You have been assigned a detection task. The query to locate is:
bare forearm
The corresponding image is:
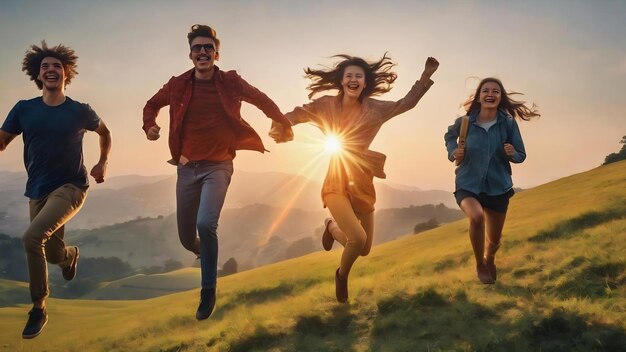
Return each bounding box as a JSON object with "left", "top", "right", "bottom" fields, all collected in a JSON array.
[
  {"left": 98, "top": 131, "right": 112, "bottom": 163},
  {"left": 0, "top": 130, "right": 18, "bottom": 152},
  {"left": 94, "top": 121, "right": 111, "bottom": 164}
]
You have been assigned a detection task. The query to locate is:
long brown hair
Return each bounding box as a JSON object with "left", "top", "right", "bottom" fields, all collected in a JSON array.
[
  {"left": 304, "top": 53, "right": 398, "bottom": 101},
  {"left": 22, "top": 41, "right": 78, "bottom": 90},
  {"left": 463, "top": 77, "right": 540, "bottom": 121}
]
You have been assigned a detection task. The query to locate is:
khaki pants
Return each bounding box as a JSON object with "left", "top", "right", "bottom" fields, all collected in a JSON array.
[
  {"left": 23, "top": 184, "right": 87, "bottom": 302},
  {"left": 323, "top": 193, "right": 374, "bottom": 277}
]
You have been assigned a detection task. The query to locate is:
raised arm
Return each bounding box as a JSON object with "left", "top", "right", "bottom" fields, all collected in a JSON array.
[
  {"left": 0, "top": 129, "right": 18, "bottom": 152},
  {"left": 89, "top": 120, "right": 112, "bottom": 183},
  {"left": 379, "top": 57, "right": 439, "bottom": 121}
]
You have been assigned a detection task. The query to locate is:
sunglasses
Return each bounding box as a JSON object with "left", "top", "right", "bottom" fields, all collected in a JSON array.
[{"left": 190, "top": 44, "right": 216, "bottom": 53}]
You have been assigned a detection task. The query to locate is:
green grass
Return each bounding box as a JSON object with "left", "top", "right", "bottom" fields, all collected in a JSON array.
[
  {"left": 82, "top": 268, "right": 201, "bottom": 300},
  {"left": 1, "top": 161, "right": 625, "bottom": 351},
  {"left": 0, "top": 279, "right": 30, "bottom": 307}
]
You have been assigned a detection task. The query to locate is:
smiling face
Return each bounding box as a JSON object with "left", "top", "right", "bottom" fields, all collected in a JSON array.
[
  {"left": 478, "top": 81, "right": 502, "bottom": 109},
  {"left": 37, "top": 57, "right": 65, "bottom": 92},
  {"left": 341, "top": 65, "right": 366, "bottom": 100},
  {"left": 189, "top": 36, "right": 219, "bottom": 76}
]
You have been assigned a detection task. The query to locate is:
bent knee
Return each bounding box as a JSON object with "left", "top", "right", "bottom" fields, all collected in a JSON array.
[
  {"left": 360, "top": 246, "right": 371, "bottom": 257},
  {"left": 196, "top": 220, "right": 218, "bottom": 239},
  {"left": 22, "top": 231, "right": 43, "bottom": 251},
  {"left": 46, "top": 250, "right": 65, "bottom": 265},
  {"left": 348, "top": 235, "right": 367, "bottom": 252}
]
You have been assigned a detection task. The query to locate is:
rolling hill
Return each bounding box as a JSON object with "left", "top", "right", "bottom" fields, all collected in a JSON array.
[
  {"left": 0, "top": 170, "right": 455, "bottom": 235},
  {"left": 0, "top": 161, "right": 624, "bottom": 351}
]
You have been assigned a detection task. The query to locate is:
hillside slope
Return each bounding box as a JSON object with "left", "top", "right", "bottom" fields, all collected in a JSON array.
[{"left": 1, "top": 161, "right": 625, "bottom": 351}]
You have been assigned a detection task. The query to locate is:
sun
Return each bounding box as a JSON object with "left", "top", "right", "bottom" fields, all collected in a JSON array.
[{"left": 324, "top": 135, "right": 342, "bottom": 154}]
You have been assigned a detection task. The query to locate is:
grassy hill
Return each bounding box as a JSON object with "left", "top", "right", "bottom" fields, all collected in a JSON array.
[
  {"left": 82, "top": 268, "right": 201, "bottom": 300},
  {"left": 0, "top": 161, "right": 625, "bottom": 351}
]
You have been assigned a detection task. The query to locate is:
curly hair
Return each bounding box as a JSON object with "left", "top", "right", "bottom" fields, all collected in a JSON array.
[
  {"left": 22, "top": 41, "right": 78, "bottom": 90},
  {"left": 463, "top": 77, "right": 540, "bottom": 121},
  {"left": 304, "top": 53, "right": 398, "bottom": 101}
]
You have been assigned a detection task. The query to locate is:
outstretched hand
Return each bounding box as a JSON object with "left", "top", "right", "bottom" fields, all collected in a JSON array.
[
  {"left": 269, "top": 122, "right": 294, "bottom": 143},
  {"left": 422, "top": 57, "right": 439, "bottom": 79}
]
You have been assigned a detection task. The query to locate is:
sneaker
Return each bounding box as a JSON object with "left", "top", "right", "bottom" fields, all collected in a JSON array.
[
  {"left": 62, "top": 246, "right": 79, "bottom": 281},
  {"left": 322, "top": 218, "right": 335, "bottom": 251},
  {"left": 22, "top": 308, "right": 48, "bottom": 339},
  {"left": 196, "top": 288, "right": 216, "bottom": 320}
]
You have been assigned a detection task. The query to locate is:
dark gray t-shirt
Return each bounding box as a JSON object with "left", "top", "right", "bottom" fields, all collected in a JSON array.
[{"left": 1, "top": 97, "right": 100, "bottom": 199}]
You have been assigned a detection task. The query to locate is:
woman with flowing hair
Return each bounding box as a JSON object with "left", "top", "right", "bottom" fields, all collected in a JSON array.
[
  {"left": 270, "top": 54, "right": 439, "bottom": 302},
  {"left": 444, "top": 77, "right": 539, "bottom": 284}
]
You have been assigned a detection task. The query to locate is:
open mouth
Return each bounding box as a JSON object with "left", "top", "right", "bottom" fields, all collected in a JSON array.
[
  {"left": 44, "top": 74, "right": 59, "bottom": 83},
  {"left": 347, "top": 83, "right": 360, "bottom": 91},
  {"left": 197, "top": 55, "right": 211, "bottom": 62},
  {"left": 483, "top": 98, "right": 496, "bottom": 103}
]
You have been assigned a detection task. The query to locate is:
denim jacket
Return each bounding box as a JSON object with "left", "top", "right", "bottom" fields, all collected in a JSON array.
[{"left": 444, "top": 110, "right": 526, "bottom": 195}]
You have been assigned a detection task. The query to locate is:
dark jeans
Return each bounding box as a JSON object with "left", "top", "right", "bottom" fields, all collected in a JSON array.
[{"left": 176, "top": 160, "right": 233, "bottom": 289}]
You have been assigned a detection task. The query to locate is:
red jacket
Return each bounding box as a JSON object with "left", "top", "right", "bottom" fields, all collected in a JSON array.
[{"left": 142, "top": 67, "right": 290, "bottom": 164}]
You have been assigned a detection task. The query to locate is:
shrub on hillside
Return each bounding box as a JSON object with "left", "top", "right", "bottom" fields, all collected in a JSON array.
[
  {"left": 413, "top": 218, "right": 439, "bottom": 234},
  {"left": 602, "top": 135, "right": 626, "bottom": 165},
  {"left": 219, "top": 257, "right": 238, "bottom": 276}
]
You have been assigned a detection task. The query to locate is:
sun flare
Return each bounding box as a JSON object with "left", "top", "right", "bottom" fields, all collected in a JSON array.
[{"left": 324, "top": 135, "right": 342, "bottom": 154}]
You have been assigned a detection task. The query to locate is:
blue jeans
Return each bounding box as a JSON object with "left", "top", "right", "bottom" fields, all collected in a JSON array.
[{"left": 176, "top": 160, "right": 233, "bottom": 289}]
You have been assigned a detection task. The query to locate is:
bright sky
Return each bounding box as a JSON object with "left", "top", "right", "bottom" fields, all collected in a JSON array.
[{"left": 1, "top": 0, "right": 625, "bottom": 192}]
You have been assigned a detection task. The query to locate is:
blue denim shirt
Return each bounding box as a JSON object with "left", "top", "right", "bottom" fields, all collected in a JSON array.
[{"left": 444, "top": 110, "right": 526, "bottom": 195}]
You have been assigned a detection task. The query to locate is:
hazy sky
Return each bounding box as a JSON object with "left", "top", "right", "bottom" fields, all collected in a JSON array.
[{"left": 1, "top": 0, "right": 625, "bottom": 192}]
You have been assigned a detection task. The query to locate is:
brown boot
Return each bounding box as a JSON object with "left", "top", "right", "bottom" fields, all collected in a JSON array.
[
  {"left": 484, "top": 241, "right": 501, "bottom": 282},
  {"left": 335, "top": 268, "right": 348, "bottom": 303},
  {"left": 322, "top": 218, "right": 334, "bottom": 251}
]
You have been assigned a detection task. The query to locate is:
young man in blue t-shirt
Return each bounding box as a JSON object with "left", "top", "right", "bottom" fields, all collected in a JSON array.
[{"left": 0, "top": 41, "right": 112, "bottom": 339}]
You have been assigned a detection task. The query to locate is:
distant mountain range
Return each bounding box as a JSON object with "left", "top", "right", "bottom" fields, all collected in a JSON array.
[
  {"left": 0, "top": 170, "right": 455, "bottom": 235},
  {"left": 63, "top": 202, "right": 462, "bottom": 272}
]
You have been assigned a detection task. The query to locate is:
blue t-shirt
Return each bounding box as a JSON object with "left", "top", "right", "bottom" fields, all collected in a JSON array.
[{"left": 1, "top": 97, "right": 101, "bottom": 199}]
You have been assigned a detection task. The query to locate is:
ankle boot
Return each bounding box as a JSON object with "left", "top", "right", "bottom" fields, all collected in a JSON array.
[
  {"left": 322, "top": 218, "right": 335, "bottom": 251},
  {"left": 335, "top": 268, "right": 348, "bottom": 303}
]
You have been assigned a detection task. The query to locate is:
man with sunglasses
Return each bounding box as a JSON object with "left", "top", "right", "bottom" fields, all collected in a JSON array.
[{"left": 142, "top": 24, "right": 293, "bottom": 320}]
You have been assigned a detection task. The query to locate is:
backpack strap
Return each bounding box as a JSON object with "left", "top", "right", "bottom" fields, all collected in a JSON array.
[
  {"left": 455, "top": 115, "right": 469, "bottom": 166},
  {"left": 458, "top": 115, "right": 469, "bottom": 147}
]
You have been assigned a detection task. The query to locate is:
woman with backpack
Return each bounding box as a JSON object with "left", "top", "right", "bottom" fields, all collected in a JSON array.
[{"left": 444, "top": 77, "right": 539, "bottom": 284}]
